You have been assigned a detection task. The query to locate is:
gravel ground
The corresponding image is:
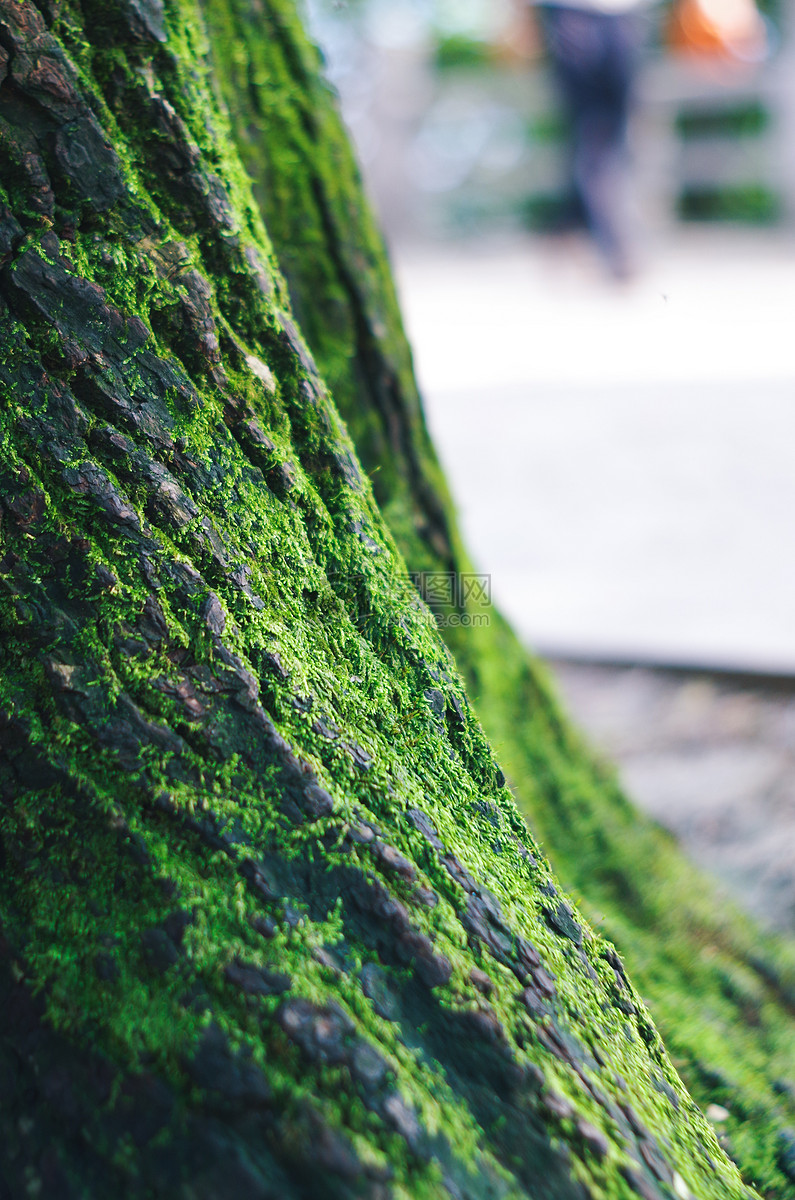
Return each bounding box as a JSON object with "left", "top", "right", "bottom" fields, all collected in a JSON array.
[{"left": 547, "top": 659, "right": 795, "bottom": 935}]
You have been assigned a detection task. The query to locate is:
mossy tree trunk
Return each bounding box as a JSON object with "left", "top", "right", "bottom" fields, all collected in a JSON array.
[
  {"left": 0, "top": 2, "right": 791, "bottom": 1198},
  {"left": 212, "top": 6, "right": 795, "bottom": 1195}
]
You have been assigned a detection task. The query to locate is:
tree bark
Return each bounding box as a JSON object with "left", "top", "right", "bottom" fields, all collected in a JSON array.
[
  {"left": 207, "top": 4, "right": 795, "bottom": 1196},
  {"left": 0, "top": 2, "right": 791, "bottom": 1198}
]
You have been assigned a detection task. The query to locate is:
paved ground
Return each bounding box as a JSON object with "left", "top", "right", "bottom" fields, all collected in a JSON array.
[
  {"left": 393, "top": 228, "right": 795, "bottom": 932},
  {"left": 394, "top": 228, "right": 795, "bottom": 672},
  {"left": 549, "top": 659, "right": 795, "bottom": 935}
]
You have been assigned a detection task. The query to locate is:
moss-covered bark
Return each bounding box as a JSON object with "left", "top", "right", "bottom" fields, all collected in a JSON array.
[
  {"left": 0, "top": 1, "right": 791, "bottom": 1197},
  {"left": 201, "top": 5, "right": 795, "bottom": 1197}
]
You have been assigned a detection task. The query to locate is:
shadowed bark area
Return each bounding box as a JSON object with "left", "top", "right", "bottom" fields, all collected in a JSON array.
[{"left": 0, "top": 1, "right": 790, "bottom": 1198}]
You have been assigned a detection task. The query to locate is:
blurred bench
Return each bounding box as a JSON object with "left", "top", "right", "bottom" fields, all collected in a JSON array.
[
  {"left": 403, "top": 43, "right": 795, "bottom": 236},
  {"left": 635, "top": 50, "right": 795, "bottom": 227}
]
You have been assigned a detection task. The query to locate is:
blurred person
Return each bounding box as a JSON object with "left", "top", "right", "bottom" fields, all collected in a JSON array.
[{"left": 528, "top": 0, "right": 650, "bottom": 278}]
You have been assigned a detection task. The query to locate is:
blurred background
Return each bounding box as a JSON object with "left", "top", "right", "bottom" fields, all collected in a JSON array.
[{"left": 304, "top": 0, "right": 795, "bottom": 933}]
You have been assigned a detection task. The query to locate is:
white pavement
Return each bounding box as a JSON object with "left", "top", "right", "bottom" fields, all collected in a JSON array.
[{"left": 393, "top": 230, "right": 795, "bottom": 673}]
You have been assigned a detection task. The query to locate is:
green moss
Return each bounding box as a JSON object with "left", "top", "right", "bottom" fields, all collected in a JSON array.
[
  {"left": 0, "top": 0, "right": 791, "bottom": 1195},
  {"left": 195, "top": 3, "right": 795, "bottom": 1196}
]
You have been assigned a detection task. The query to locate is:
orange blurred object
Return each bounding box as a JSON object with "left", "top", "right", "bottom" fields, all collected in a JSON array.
[{"left": 668, "top": 0, "right": 768, "bottom": 63}]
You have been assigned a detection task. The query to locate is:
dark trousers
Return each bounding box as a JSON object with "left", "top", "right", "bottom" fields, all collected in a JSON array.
[{"left": 539, "top": 5, "right": 643, "bottom": 270}]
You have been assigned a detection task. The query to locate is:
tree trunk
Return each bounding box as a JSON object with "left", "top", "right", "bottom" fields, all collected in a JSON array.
[
  {"left": 207, "top": 3, "right": 795, "bottom": 1195},
  {"left": 0, "top": 2, "right": 790, "bottom": 1198}
]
